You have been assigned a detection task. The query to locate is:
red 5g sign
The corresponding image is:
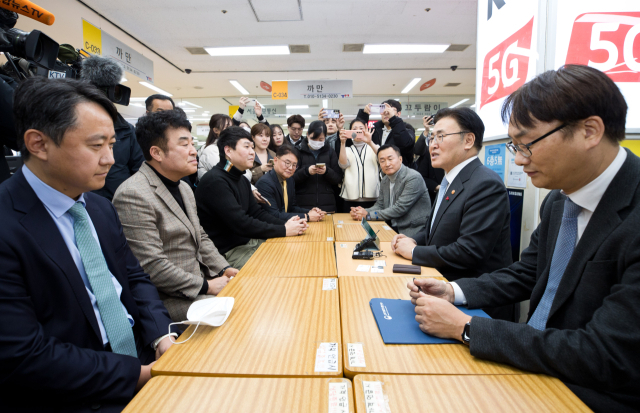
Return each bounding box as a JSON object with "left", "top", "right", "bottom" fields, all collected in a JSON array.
[
  {"left": 480, "top": 18, "right": 534, "bottom": 109},
  {"left": 565, "top": 12, "right": 640, "bottom": 82}
]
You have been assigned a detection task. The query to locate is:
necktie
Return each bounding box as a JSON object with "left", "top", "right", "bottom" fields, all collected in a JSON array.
[
  {"left": 67, "top": 203, "right": 138, "bottom": 357},
  {"left": 430, "top": 176, "right": 449, "bottom": 230},
  {"left": 528, "top": 198, "right": 582, "bottom": 331},
  {"left": 282, "top": 180, "right": 289, "bottom": 212}
]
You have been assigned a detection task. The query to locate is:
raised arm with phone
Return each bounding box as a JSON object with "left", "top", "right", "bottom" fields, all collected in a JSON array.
[{"left": 232, "top": 97, "right": 270, "bottom": 127}]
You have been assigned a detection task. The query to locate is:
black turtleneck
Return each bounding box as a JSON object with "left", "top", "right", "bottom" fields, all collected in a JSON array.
[
  {"left": 147, "top": 163, "right": 187, "bottom": 215},
  {"left": 195, "top": 158, "right": 286, "bottom": 254}
]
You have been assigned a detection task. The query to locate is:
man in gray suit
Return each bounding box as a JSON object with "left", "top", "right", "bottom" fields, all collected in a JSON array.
[
  {"left": 113, "top": 109, "right": 238, "bottom": 322},
  {"left": 407, "top": 65, "right": 640, "bottom": 412},
  {"left": 392, "top": 107, "right": 514, "bottom": 321},
  {"left": 350, "top": 144, "right": 430, "bottom": 238}
]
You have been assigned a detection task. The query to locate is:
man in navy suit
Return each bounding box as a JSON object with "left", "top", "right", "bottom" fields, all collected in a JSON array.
[
  {"left": 407, "top": 65, "right": 640, "bottom": 412},
  {"left": 0, "top": 77, "right": 175, "bottom": 412}
]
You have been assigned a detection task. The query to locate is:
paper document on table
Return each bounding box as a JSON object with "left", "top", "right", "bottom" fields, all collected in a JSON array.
[
  {"left": 314, "top": 342, "right": 339, "bottom": 372},
  {"left": 363, "top": 381, "right": 389, "bottom": 413},
  {"left": 382, "top": 225, "right": 392, "bottom": 230},
  {"left": 356, "top": 265, "right": 370, "bottom": 272},
  {"left": 347, "top": 343, "right": 366, "bottom": 367},
  {"left": 328, "top": 382, "right": 349, "bottom": 413},
  {"left": 371, "top": 266, "right": 384, "bottom": 273},
  {"left": 374, "top": 260, "right": 386, "bottom": 267},
  {"left": 323, "top": 278, "right": 337, "bottom": 290}
]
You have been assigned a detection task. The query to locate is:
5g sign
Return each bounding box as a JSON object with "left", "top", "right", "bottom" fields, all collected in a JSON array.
[
  {"left": 565, "top": 12, "right": 640, "bottom": 82},
  {"left": 480, "top": 18, "right": 534, "bottom": 108}
]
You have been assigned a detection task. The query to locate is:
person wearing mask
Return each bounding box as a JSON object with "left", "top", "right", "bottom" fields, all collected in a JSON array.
[
  {"left": 0, "top": 77, "right": 174, "bottom": 412},
  {"left": 413, "top": 115, "right": 445, "bottom": 204},
  {"left": 351, "top": 145, "right": 430, "bottom": 238},
  {"left": 392, "top": 107, "right": 515, "bottom": 321},
  {"left": 286, "top": 114, "right": 306, "bottom": 147},
  {"left": 248, "top": 123, "right": 276, "bottom": 184},
  {"left": 196, "top": 127, "right": 308, "bottom": 268},
  {"left": 113, "top": 109, "right": 238, "bottom": 322},
  {"left": 293, "top": 120, "right": 343, "bottom": 212},
  {"left": 269, "top": 124, "right": 286, "bottom": 152},
  {"left": 357, "top": 100, "right": 415, "bottom": 166},
  {"left": 405, "top": 65, "right": 640, "bottom": 412},
  {"left": 232, "top": 97, "right": 269, "bottom": 127},
  {"left": 81, "top": 55, "right": 145, "bottom": 201},
  {"left": 256, "top": 145, "right": 326, "bottom": 222},
  {"left": 145, "top": 94, "right": 175, "bottom": 114},
  {"left": 338, "top": 119, "right": 380, "bottom": 211},
  {"left": 318, "top": 108, "right": 346, "bottom": 153}
]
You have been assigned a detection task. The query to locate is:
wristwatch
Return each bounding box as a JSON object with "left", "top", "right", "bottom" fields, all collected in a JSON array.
[{"left": 461, "top": 321, "right": 471, "bottom": 346}]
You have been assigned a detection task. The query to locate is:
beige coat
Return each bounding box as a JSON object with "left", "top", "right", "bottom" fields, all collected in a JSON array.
[{"left": 113, "top": 162, "right": 229, "bottom": 321}]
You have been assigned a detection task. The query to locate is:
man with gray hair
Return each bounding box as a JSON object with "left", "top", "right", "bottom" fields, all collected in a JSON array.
[{"left": 81, "top": 55, "right": 144, "bottom": 200}]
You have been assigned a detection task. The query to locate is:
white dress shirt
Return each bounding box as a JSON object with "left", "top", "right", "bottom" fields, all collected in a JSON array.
[
  {"left": 451, "top": 146, "right": 627, "bottom": 305},
  {"left": 381, "top": 127, "right": 392, "bottom": 146}
]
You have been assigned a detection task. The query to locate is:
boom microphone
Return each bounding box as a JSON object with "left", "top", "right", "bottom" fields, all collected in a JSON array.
[
  {"left": 0, "top": 0, "right": 55, "bottom": 25},
  {"left": 81, "top": 55, "right": 131, "bottom": 106}
]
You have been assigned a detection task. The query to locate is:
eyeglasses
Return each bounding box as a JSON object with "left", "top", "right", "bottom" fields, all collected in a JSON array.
[
  {"left": 427, "top": 131, "right": 470, "bottom": 146},
  {"left": 280, "top": 160, "right": 298, "bottom": 169},
  {"left": 506, "top": 124, "right": 566, "bottom": 158}
]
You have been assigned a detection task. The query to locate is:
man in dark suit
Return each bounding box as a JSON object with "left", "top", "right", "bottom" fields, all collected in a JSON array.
[
  {"left": 407, "top": 65, "right": 640, "bottom": 413},
  {"left": 0, "top": 77, "right": 175, "bottom": 413},
  {"left": 392, "top": 107, "right": 514, "bottom": 321},
  {"left": 356, "top": 100, "right": 415, "bottom": 166},
  {"left": 255, "top": 144, "right": 326, "bottom": 222}
]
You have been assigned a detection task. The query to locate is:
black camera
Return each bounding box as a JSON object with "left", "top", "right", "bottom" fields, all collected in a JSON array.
[{"left": 0, "top": 9, "right": 60, "bottom": 71}]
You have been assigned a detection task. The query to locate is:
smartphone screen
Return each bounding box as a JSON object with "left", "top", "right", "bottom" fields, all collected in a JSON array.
[{"left": 325, "top": 109, "right": 340, "bottom": 119}]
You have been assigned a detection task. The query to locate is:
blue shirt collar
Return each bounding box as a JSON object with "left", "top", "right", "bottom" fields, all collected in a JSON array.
[{"left": 22, "top": 164, "right": 87, "bottom": 218}]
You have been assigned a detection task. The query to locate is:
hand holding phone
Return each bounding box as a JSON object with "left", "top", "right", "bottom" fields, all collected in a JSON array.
[
  {"left": 369, "top": 104, "right": 385, "bottom": 114},
  {"left": 324, "top": 109, "right": 340, "bottom": 119}
]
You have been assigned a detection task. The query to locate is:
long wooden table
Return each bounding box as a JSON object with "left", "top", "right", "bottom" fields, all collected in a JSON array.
[
  {"left": 339, "top": 276, "right": 524, "bottom": 378},
  {"left": 334, "top": 222, "right": 397, "bottom": 242},
  {"left": 152, "top": 277, "right": 342, "bottom": 378},
  {"left": 237, "top": 241, "right": 337, "bottom": 278},
  {"left": 331, "top": 213, "right": 359, "bottom": 224},
  {"left": 125, "top": 376, "right": 355, "bottom": 413},
  {"left": 352, "top": 374, "right": 590, "bottom": 413},
  {"left": 266, "top": 219, "right": 335, "bottom": 243},
  {"left": 335, "top": 242, "right": 442, "bottom": 277}
]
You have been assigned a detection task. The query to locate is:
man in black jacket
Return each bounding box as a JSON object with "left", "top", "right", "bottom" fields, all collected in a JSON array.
[
  {"left": 286, "top": 114, "right": 306, "bottom": 147},
  {"left": 256, "top": 145, "right": 326, "bottom": 221},
  {"left": 407, "top": 65, "right": 640, "bottom": 413},
  {"left": 356, "top": 100, "right": 415, "bottom": 166},
  {"left": 196, "top": 127, "right": 308, "bottom": 268}
]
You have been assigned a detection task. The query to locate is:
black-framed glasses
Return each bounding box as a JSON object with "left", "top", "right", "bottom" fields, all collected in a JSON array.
[
  {"left": 428, "top": 131, "right": 470, "bottom": 146},
  {"left": 506, "top": 124, "right": 567, "bottom": 158}
]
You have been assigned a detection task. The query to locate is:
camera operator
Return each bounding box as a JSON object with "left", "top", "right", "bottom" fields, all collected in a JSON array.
[{"left": 81, "top": 55, "right": 144, "bottom": 200}]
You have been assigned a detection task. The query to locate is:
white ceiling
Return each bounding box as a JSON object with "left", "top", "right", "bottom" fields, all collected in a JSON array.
[{"left": 10, "top": 0, "right": 478, "bottom": 125}]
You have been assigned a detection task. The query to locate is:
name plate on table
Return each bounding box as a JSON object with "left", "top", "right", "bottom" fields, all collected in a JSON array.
[{"left": 370, "top": 298, "right": 490, "bottom": 344}]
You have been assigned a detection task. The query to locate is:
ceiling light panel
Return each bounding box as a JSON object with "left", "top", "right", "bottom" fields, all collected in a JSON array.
[
  {"left": 229, "top": 80, "right": 250, "bottom": 95},
  {"left": 401, "top": 78, "right": 421, "bottom": 94},
  {"left": 139, "top": 82, "right": 173, "bottom": 96},
  {"left": 205, "top": 46, "right": 289, "bottom": 56}
]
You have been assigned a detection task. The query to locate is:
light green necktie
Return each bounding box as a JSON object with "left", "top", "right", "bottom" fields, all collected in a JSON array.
[{"left": 68, "top": 203, "right": 137, "bottom": 357}]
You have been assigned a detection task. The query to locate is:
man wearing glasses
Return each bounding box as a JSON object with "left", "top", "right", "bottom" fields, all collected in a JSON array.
[
  {"left": 406, "top": 65, "right": 640, "bottom": 412},
  {"left": 255, "top": 145, "right": 326, "bottom": 221},
  {"left": 392, "top": 107, "right": 515, "bottom": 321}
]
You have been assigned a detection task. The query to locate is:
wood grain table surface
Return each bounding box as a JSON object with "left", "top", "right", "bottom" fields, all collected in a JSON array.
[
  {"left": 335, "top": 242, "right": 443, "bottom": 277},
  {"left": 124, "top": 376, "right": 355, "bottom": 413},
  {"left": 237, "top": 241, "right": 337, "bottom": 278},
  {"left": 266, "top": 219, "right": 335, "bottom": 243},
  {"left": 352, "top": 374, "right": 590, "bottom": 413},
  {"left": 152, "top": 277, "right": 342, "bottom": 378},
  {"left": 331, "top": 213, "right": 360, "bottom": 225},
  {"left": 334, "top": 222, "right": 397, "bottom": 242},
  {"left": 339, "top": 276, "right": 524, "bottom": 378}
]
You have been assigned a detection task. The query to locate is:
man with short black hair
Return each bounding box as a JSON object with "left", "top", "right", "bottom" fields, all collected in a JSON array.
[
  {"left": 256, "top": 145, "right": 326, "bottom": 221},
  {"left": 286, "top": 114, "right": 306, "bottom": 147},
  {"left": 392, "top": 106, "right": 515, "bottom": 320},
  {"left": 196, "top": 127, "right": 308, "bottom": 268},
  {"left": 407, "top": 65, "right": 640, "bottom": 412},
  {"left": 351, "top": 145, "right": 430, "bottom": 238},
  {"left": 356, "top": 99, "right": 415, "bottom": 165},
  {"left": 113, "top": 109, "right": 238, "bottom": 322},
  {"left": 145, "top": 94, "right": 175, "bottom": 113},
  {"left": 0, "top": 77, "right": 174, "bottom": 412}
]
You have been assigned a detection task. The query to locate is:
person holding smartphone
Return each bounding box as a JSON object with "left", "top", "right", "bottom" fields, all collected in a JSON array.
[
  {"left": 318, "top": 108, "right": 345, "bottom": 154},
  {"left": 248, "top": 123, "right": 276, "bottom": 184},
  {"left": 338, "top": 118, "right": 380, "bottom": 211},
  {"left": 232, "top": 97, "right": 270, "bottom": 128},
  {"left": 293, "top": 120, "right": 343, "bottom": 212}
]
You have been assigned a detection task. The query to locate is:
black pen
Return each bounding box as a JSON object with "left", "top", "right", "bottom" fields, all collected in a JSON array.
[{"left": 413, "top": 277, "right": 425, "bottom": 294}]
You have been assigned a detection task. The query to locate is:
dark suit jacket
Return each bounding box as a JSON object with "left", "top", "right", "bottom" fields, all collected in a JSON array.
[
  {"left": 255, "top": 169, "right": 308, "bottom": 220},
  {"left": 0, "top": 169, "right": 173, "bottom": 413},
  {"left": 412, "top": 158, "right": 512, "bottom": 282},
  {"left": 356, "top": 109, "right": 415, "bottom": 166},
  {"left": 457, "top": 149, "right": 640, "bottom": 412}
]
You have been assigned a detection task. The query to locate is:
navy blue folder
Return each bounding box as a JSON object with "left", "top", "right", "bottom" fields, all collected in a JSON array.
[{"left": 370, "top": 298, "right": 491, "bottom": 344}]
